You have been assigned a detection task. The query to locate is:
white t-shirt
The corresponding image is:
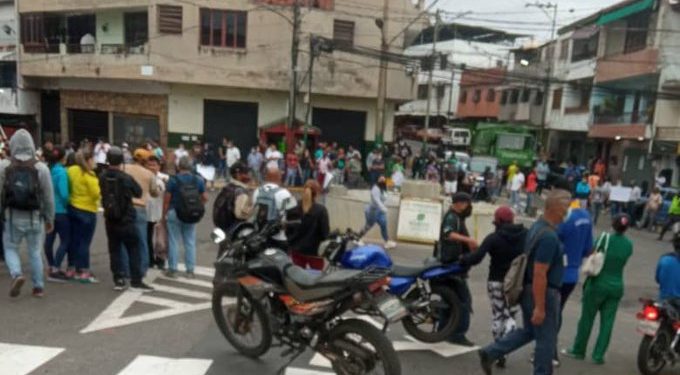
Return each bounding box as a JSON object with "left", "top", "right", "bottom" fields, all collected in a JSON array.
[
  {"left": 94, "top": 143, "right": 110, "bottom": 164},
  {"left": 174, "top": 148, "right": 189, "bottom": 166},
  {"left": 630, "top": 186, "right": 642, "bottom": 202},
  {"left": 511, "top": 172, "right": 525, "bottom": 192},
  {"left": 226, "top": 146, "right": 241, "bottom": 168},
  {"left": 266, "top": 150, "right": 282, "bottom": 170}
]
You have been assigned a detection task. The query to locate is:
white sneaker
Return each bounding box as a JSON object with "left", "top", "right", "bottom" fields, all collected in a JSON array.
[{"left": 384, "top": 241, "right": 397, "bottom": 250}]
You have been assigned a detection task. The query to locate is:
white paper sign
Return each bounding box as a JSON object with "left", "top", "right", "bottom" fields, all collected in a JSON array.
[
  {"left": 196, "top": 164, "right": 215, "bottom": 181},
  {"left": 609, "top": 186, "right": 632, "bottom": 202},
  {"left": 397, "top": 199, "right": 442, "bottom": 244}
]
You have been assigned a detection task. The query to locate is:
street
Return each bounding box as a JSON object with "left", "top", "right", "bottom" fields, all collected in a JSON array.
[{"left": 0, "top": 195, "right": 672, "bottom": 375}]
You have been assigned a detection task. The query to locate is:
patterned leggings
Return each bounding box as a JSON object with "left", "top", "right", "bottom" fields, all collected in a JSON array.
[{"left": 487, "top": 281, "right": 520, "bottom": 341}]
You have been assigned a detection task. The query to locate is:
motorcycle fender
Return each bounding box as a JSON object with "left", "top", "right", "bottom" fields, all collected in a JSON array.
[
  {"left": 389, "top": 276, "right": 415, "bottom": 296},
  {"left": 238, "top": 276, "right": 276, "bottom": 299}
]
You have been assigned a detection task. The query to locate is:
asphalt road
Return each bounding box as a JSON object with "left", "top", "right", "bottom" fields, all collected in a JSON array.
[{"left": 0, "top": 194, "right": 674, "bottom": 375}]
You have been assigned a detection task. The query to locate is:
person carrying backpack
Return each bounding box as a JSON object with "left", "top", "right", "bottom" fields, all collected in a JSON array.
[
  {"left": 479, "top": 189, "right": 571, "bottom": 375},
  {"left": 163, "top": 156, "right": 207, "bottom": 279},
  {"left": 0, "top": 129, "right": 55, "bottom": 298},
  {"left": 213, "top": 161, "right": 253, "bottom": 234},
  {"left": 100, "top": 147, "right": 153, "bottom": 292}
]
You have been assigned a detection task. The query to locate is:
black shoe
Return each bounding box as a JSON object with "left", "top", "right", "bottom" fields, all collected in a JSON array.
[
  {"left": 130, "top": 282, "right": 154, "bottom": 292},
  {"left": 479, "top": 351, "right": 493, "bottom": 375},
  {"left": 9, "top": 276, "right": 25, "bottom": 298},
  {"left": 496, "top": 356, "right": 506, "bottom": 368},
  {"left": 113, "top": 279, "right": 128, "bottom": 292},
  {"left": 452, "top": 337, "right": 475, "bottom": 347}
]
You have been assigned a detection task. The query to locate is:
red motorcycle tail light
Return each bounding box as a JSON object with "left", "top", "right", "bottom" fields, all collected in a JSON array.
[
  {"left": 640, "top": 306, "right": 659, "bottom": 321},
  {"left": 369, "top": 277, "right": 391, "bottom": 293}
]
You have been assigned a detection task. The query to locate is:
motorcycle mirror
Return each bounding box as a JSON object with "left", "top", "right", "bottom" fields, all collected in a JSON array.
[{"left": 211, "top": 228, "right": 227, "bottom": 244}]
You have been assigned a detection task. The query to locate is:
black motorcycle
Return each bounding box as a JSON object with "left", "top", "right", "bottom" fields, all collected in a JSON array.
[
  {"left": 636, "top": 298, "right": 680, "bottom": 375},
  {"left": 211, "top": 222, "right": 406, "bottom": 375}
]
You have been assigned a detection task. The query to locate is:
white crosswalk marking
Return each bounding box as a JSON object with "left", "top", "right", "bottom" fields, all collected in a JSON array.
[
  {"left": 81, "top": 265, "right": 232, "bottom": 334},
  {"left": 0, "top": 342, "right": 64, "bottom": 375},
  {"left": 284, "top": 368, "right": 334, "bottom": 375},
  {"left": 116, "top": 355, "right": 213, "bottom": 375}
]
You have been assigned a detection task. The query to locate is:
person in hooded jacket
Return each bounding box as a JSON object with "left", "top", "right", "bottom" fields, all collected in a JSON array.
[{"left": 461, "top": 206, "right": 527, "bottom": 367}]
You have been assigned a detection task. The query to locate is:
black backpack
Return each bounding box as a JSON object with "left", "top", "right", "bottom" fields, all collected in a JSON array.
[
  {"left": 175, "top": 175, "right": 205, "bottom": 224},
  {"left": 3, "top": 158, "right": 41, "bottom": 211},
  {"left": 213, "top": 183, "right": 246, "bottom": 231},
  {"left": 101, "top": 173, "right": 130, "bottom": 222}
]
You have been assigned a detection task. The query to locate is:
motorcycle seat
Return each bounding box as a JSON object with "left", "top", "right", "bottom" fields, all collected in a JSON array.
[
  {"left": 283, "top": 266, "right": 366, "bottom": 302},
  {"left": 391, "top": 257, "right": 441, "bottom": 277}
]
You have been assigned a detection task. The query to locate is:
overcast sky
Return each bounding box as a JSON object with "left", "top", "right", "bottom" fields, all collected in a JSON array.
[{"left": 435, "top": 0, "right": 623, "bottom": 41}]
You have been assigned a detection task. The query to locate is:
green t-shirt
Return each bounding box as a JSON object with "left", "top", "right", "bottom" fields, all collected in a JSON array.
[{"left": 589, "top": 233, "right": 633, "bottom": 295}]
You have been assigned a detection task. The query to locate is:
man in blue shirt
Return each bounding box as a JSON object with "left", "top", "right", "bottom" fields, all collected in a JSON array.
[
  {"left": 558, "top": 202, "right": 594, "bottom": 308},
  {"left": 656, "top": 233, "right": 680, "bottom": 300},
  {"left": 479, "top": 189, "right": 571, "bottom": 375}
]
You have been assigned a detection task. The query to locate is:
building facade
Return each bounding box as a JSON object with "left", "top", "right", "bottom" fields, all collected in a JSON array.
[{"left": 17, "top": 0, "right": 423, "bottom": 154}]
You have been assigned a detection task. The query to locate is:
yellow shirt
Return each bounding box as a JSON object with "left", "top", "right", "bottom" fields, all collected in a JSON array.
[
  {"left": 67, "top": 165, "right": 101, "bottom": 213},
  {"left": 507, "top": 164, "right": 519, "bottom": 181}
]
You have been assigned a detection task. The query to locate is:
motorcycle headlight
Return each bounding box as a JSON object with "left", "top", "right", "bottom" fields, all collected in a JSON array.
[{"left": 211, "top": 228, "right": 227, "bottom": 244}]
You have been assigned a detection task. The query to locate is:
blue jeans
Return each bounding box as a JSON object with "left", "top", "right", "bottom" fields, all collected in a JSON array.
[
  {"left": 44, "top": 213, "right": 71, "bottom": 269},
  {"left": 591, "top": 202, "right": 603, "bottom": 225},
  {"left": 4, "top": 214, "right": 45, "bottom": 288},
  {"left": 364, "top": 207, "right": 389, "bottom": 242},
  {"left": 68, "top": 206, "right": 97, "bottom": 271},
  {"left": 120, "top": 207, "right": 149, "bottom": 277},
  {"left": 511, "top": 190, "right": 520, "bottom": 208},
  {"left": 450, "top": 277, "right": 472, "bottom": 342},
  {"left": 482, "top": 287, "right": 561, "bottom": 375},
  {"left": 167, "top": 209, "right": 197, "bottom": 273},
  {"left": 285, "top": 168, "right": 298, "bottom": 186}
]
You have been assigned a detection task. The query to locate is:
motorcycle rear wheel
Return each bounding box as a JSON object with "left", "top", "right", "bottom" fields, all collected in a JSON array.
[
  {"left": 212, "top": 286, "right": 272, "bottom": 358},
  {"left": 637, "top": 330, "right": 670, "bottom": 375},
  {"left": 401, "top": 285, "right": 460, "bottom": 343},
  {"left": 328, "top": 319, "right": 401, "bottom": 375}
]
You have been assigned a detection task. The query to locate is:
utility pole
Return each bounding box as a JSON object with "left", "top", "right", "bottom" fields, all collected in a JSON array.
[
  {"left": 422, "top": 10, "right": 440, "bottom": 151},
  {"left": 446, "top": 24, "right": 457, "bottom": 122},
  {"left": 527, "top": 1, "right": 558, "bottom": 154},
  {"left": 304, "top": 34, "right": 317, "bottom": 147},
  {"left": 287, "top": 0, "right": 301, "bottom": 150},
  {"left": 375, "top": 0, "right": 389, "bottom": 146}
]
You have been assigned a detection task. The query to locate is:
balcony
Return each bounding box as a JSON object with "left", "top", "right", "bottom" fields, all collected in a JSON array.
[
  {"left": 588, "top": 110, "right": 651, "bottom": 140},
  {"left": 595, "top": 47, "right": 659, "bottom": 83},
  {"left": 592, "top": 111, "right": 650, "bottom": 125}
]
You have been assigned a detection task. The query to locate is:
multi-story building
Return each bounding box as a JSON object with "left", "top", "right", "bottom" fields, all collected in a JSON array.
[
  {"left": 0, "top": 0, "right": 39, "bottom": 137},
  {"left": 17, "top": 0, "right": 423, "bottom": 153},
  {"left": 398, "top": 23, "right": 523, "bottom": 127},
  {"left": 455, "top": 67, "right": 505, "bottom": 121}
]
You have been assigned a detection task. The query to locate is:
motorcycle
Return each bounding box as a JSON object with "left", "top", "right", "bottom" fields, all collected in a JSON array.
[
  {"left": 211, "top": 221, "right": 407, "bottom": 375},
  {"left": 636, "top": 298, "right": 680, "bottom": 375},
  {"left": 321, "top": 229, "right": 463, "bottom": 343}
]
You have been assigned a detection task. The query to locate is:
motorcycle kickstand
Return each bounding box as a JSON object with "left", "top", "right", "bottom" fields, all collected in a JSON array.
[
  {"left": 382, "top": 321, "right": 389, "bottom": 334},
  {"left": 276, "top": 348, "right": 306, "bottom": 375}
]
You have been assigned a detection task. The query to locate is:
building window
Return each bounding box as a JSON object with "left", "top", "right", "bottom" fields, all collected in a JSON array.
[
  {"left": 473, "top": 89, "right": 481, "bottom": 103},
  {"left": 439, "top": 54, "right": 448, "bottom": 70},
  {"left": 333, "top": 19, "right": 354, "bottom": 48},
  {"left": 20, "top": 13, "right": 62, "bottom": 53},
  {"left": 0, "top": 62, "right": 17, "bottom": 88},
  {"left": 500, "top": 90, "right": 508, "bottom": 105},
  {"left": 420, "top": 56, "right": 433, "bottom": 72},
  {"left": 552, "top": 88, "right": 563, "bottom": 110},
  {"left": 486, "top": 89, "right": 496, "bottom": 102},
  {"left": 510, "top": 89, "right": 519, "bottom": 104},
  {"left": 624, "top": 12, "right": 649, "bottom": 54},
  {"left": 124, "top": 12, "right": 149, "bottom": 49},
  {"left": 200, "top": 8, "right": 247, "bottom": 48},
  {"left": 572, "top": 33, "right": 599, "bottom": 62},
  {"left": 417, "top": 84, "right": 428, "bottom": 100},
  {"left": 535, "top": 90, "right": 544, "bottom": 106},
  {"left": 259, "top": 0, "right": 334, "bottom": 10},
  {"left": 559, "top": 39, "right": 569, "bottom": 61},
  {"left": 521, "top": 89, "right": 530, "bottom": 103},
  {"left": 158, "top": 5, "right": 183, "bottom": 34},
  {"left": 436, "top": 84, "right": 446, "bottom": 99},
  {"left": 459, "top": 90, "right": 467, "bottom": 103}
]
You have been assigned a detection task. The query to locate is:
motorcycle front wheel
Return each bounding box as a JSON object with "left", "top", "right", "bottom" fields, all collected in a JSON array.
[
  {"left": 637, "top": 329, "right": 671, "bottom": 375},
  {"left": 212, "top": 286, "right": 272, "bottom": 358},
  {"left": 327, "top": 319, "right": 401, "bottom": 375},
  {"left": 401, "top": 285, "right": 460, "bottom": 343}
]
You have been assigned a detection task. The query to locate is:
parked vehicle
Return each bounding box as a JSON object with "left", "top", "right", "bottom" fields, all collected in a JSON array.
[
  {"left": 636, "top": 298, "right": 680, "bottom": 375},
  {"left": 321, "top": 229, "right": 462, "bottom": 343},
  {"left": 471, "top": 122, "right": 536, "bottom": 168},
  {"left": 442, "top": 127, "right": 472, "bottom": 148},
  {"left": 211, "top": 222, "right": 405, "bottom": 374}
]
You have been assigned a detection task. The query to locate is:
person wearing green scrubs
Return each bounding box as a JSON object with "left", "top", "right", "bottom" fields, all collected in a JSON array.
[{"left": 563, "top": 214, "right": 633, "bottom": 365}]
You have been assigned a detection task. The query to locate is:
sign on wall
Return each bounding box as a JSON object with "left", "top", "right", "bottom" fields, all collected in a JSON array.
[{"left": 397, "top": 199, "right": 443, "bottom": 244}]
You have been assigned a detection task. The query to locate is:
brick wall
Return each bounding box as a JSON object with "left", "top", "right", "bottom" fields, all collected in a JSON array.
[{"left": 60, "top": 90, "right": 168, "bottom": 147}]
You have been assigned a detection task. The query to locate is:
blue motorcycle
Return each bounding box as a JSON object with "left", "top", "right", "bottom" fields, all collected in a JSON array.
[{"left": 321, "top": 229, "right": 463, "bottom": 343}]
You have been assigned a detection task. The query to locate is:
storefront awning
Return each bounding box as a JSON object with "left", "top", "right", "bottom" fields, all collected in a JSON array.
[{"left": 597, "top": 0, "right": 655, "bottom": 26}]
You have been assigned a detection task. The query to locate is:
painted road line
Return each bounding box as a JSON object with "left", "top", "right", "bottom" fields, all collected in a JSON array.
[
  {"left": 157, "top": 275, "right": 214, "bottom": 289},
  {"left": 284, "top": 367, "right": 334, "bottom": 375},
  {"left": 150, "top": 284, "right": 212, "bottom": 300},
  {"left": 393, "top": 335, "right": 479, "bottom": 357},
  {"left": 116, "top": 355, "right": 212, "bottom": 375},
  {"left": 137, "top": 295, "right": 195, "bottom": 309},
  {"left": 0, "top": 342, "right": 64, "bottom": 375}
]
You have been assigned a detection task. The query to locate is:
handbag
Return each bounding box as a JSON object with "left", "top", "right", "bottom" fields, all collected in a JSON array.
[{"left": 581, "top": 232, "right": 609, "bottom": 277}]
